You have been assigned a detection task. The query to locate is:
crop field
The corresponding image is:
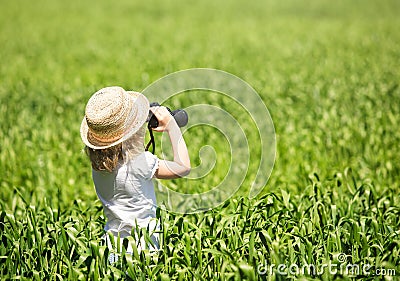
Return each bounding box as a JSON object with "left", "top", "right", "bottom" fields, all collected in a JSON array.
[{"left": 0, "top": 0, "right": 399, "bottom": 280}]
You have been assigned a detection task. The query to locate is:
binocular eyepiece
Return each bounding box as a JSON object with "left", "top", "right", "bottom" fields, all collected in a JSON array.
[{"left": 147, "top": 102, "right": 188, "bottom": 128}]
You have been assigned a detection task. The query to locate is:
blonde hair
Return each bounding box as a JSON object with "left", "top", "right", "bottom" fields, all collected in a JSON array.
[
  {"left": 85, "top": 125, "right": 146, "bottom": 172},
  {"left": 85, "top": 144, "right": 122, "bottom": 172}
]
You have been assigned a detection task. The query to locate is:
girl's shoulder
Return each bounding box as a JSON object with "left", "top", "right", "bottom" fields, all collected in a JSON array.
[{"left": 124, "top": 151, "right": 159, "bottom": 180}]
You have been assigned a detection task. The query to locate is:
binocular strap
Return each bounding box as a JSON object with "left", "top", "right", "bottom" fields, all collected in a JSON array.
[{"left": 145, "top": 123, "right": 156, "bottom": 154}]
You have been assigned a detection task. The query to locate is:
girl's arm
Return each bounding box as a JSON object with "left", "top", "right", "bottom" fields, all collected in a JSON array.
[{"left": 150, "top": 106, "right": 191, "bottom": 179}]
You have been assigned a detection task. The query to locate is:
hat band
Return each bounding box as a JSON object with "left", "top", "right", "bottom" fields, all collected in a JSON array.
[{"left": 87, "top": 130, "right": 124, "bottom": 147}]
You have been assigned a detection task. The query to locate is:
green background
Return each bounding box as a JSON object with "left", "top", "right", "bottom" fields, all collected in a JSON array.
[{"left": 0, "top": 0, "right": 399, "bottom": 280}]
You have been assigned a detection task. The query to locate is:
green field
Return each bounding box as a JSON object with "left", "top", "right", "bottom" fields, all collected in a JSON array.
[{"left": 1, "top": 0, "right": 399, "bottom": 280}]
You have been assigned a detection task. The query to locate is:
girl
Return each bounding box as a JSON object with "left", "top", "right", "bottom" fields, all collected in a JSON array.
[{"left": 80, "top": 86, "right": 190, "bottom": 260}]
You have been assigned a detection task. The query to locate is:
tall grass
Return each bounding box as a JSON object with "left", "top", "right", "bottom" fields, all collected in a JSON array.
[{"left": 1, "top": 172, "right": 399, "bottom": 280}]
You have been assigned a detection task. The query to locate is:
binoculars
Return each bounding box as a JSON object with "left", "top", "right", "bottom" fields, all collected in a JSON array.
[{"left": 147, "top": 102, "right": 188, "bottom": 128}]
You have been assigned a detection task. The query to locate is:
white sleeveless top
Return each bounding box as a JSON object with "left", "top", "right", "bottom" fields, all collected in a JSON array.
[{"left": 92, "top": 151, "right": 159, "bottom": 237}]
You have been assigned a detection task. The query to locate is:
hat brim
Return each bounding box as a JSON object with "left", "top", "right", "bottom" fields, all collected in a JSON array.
[{"left": 80, "top": 91, "right": 150, "bottom": 150}]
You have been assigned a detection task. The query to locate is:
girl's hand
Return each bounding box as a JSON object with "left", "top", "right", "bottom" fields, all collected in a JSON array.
[
  {"left": 149, "top": 106, "right": 191, "bottom": 179},
  {"left": 150, "top": 106, "right": 178, "bottom": 132}
]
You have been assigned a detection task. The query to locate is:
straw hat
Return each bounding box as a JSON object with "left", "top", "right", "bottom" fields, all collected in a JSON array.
[{"left": 80, "top": 86, "right": 149, "bottom": 149}]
